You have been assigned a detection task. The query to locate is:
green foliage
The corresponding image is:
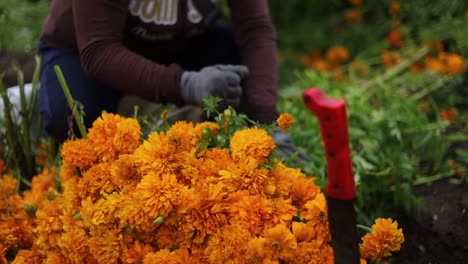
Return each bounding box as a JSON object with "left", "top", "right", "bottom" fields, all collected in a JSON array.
[
  {"left": 0, "top": 0, "right": 49, "bottom": 52},
  {"left": 277, "top": 69, "right": 460, "bottom": 224}
]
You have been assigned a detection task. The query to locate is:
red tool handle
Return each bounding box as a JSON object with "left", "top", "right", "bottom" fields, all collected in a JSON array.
[{"left": 302, "top": 87, "right": 356, "bottom": 200}]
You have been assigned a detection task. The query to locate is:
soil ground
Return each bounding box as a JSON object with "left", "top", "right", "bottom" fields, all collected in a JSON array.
[{"left": 1, "top": 51, "right": 467, "bottom": 264}]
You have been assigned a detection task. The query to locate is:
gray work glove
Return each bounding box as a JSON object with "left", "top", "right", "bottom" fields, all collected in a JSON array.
[
  {"left": 272, "top": 128, "right": 312, "bottom": 163},
  {"left": 180, "top": 65, "right": 249, "bottom": 109}
]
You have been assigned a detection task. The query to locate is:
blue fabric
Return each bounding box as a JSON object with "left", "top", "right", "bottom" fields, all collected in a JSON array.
[{"left": 38, "top": 25, "right": 240, "bottom": 142}]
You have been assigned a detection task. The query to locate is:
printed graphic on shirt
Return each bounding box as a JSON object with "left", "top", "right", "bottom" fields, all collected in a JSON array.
[
  {"left": 128, "top": 0, "right": 203, "bottom": 26},
  {"left": 129, "top": 0, "right": 179, "bottom": 25}
]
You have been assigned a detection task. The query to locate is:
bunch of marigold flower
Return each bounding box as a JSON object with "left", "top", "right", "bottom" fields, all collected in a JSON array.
[{"left": 3, "top": 111, "right": 404, "bottom": 263}]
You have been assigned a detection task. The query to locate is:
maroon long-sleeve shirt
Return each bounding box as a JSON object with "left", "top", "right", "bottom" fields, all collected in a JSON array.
[{"left": 40, "top": 0, "right": 279, "bottom": 123}]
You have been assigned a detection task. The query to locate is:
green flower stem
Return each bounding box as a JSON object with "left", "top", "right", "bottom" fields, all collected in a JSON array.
[
  {"left": 53, "top": 65, "right": 87, "bottom": 138},
  {"left": 16, "top": 67, "right": 34, "bottom": 179},
  {"left": 409, "top": 75, "right": 453, "bottom": 101},
  {"left": 412, "top": 170, "right": 456, "bottom": 186},
  {"left": 361, "top": 46, "right": 430, "bottom": 89},
  {"left": 356, "top": 224, "right": 373, "bottom": 233}
]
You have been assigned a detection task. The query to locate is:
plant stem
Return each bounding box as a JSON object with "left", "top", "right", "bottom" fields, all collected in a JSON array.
[
  {"left": 409, "top": 75, "right": 453, "bottom": 101},
  {"left": 356, "top": 224, "right": 373, "bottom": 233},
  {"left": 360, "top": 46, "right": 430, "bottom": 89},
  {"left": 53, "top": 65, "right": 87, "bottom": 138},
  {"left": 412, "top": 170, "right": 456, "bottom": 186},
  {"left": 16, "top": 67, "right": 34, "bottom": 179}
]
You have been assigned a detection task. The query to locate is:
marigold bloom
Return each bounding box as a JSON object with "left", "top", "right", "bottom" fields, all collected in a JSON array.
[
  {"left": 182, "top": 183, "right": 229, "bottom": 245},
  {"left": 131, "top": 131, "right": 175, "bottom": 176},
  {"left": 263, "top": 224, "right": 297, "bottom": 260},
  {"left": 88, "top": 112, "right": 142, "bottom": 162},
  {"left": 61, "top": 139, "right": 97, "bottom": 171},
  {"left": 34, "top": 199, "right": 64, "bottom": 249},
  {"left": 438, "top": 107, "right": 459, "bottom": 123},
  {"left": 290, "top": 176, "right": 321, "bottom": 209},
  {"left": 344, "top": 9, "right": 363, "bottom": 24},
  {"left": 219, "top": 157, "right": 269, "bottom": 195},
  {"left": 0, "top": 174, "right": 18, "bottom": 196},
  {"left": 386, "top": 24, "right": 404, "bottom": 47},
  {"left": 381, "top": 50, "right": 400, "bottom": 68},
  {"left": 283, "top": 240, "right": 334, "bottom": 264},
  {"left": 143, "top": 248, "right": 191, "bottom": 264},
  {"left": 349, "top": 0, "right": 362, "bottom": 6},
  {"left": 88, "top": 228, "right": 124, "bottom": 263},
  {"left": 269, "top": 162, "right": 305, "bottom": 199},
  {"left": 359, "top": 218, "right": 405, "bottom": 262},
  {"left": 230, "top": 127, "right": 275, "bottom": 165},
  {"left": 276, "top": 113, "right": 294, "bottom": 132},
  {"left": 134, "top": 172, "right": 182, "bottom": 220},
  {"left": 78, "top": 162, "right": 115, "bottom": 202},
  {"left": 389, "top": 0, "right": 401, "bottom": 17},
  {"left": 301, "top": 193, "right": 331, "bottom": 242},
  {"left": 326, "top": 46, "right": 349, "bottom": 67},
  {"left": 425, "top": 56, "right": 447, "bottom": 73},
  {"left": 58, "top": 225, "right": 89, "bottom": 263},
  {"left": 11, "top": 249, "right": 44, "bottom": 264},
  {"left": 445, "top": 53, "right": 465, "bottom": 74},
  {"left": 205, "top": 224, "right": 253, "bottom": 263},
  {"left": 121, "top": 241, "right": 155, "bottom": 264},
  {"left": 228, "top": 193, "right": 274, "bottom": 234},
  {"left": 245, "top": 237, "right": 277, "bottom": 264}
]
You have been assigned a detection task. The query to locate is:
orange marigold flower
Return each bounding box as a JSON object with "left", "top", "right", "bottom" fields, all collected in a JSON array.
[
  {"left": 276, "top": 113, "right": 294, "bottom": 132},
  {"left": 290, "top": 176, "right": 321, "bottom": 209},
  {"left": 88, "top": 112, "right": 142, "bottom": 162},
  {"left": 425, "top": 55, "right": 447, "bottom": 74},
  {"left": 219, "top": 157, "right": 269, "bottom": 195},
  {"left": 301, "top": 193, "right": 331, "bottom": 242},
  {"left": 263, "top": 224, "right": 297, "bottom": 260},
  {"left": 0, "top": 174, "right": 18, "bottom": 196},
  {"left": 143, "top": 248, "right": 191, "bottom": 264},
  {"left": 110, "top": 154, "right": 140, "bottom": 190},
  {"left": 78, "top": 162, "right": 115, "bottom": 202},
  {"left": 61, "top": 138, "right": 97, "bottom": 171},
  {"left": 445, "top": 53, "right": 465, "bottom": 74},
  {"left": 410, "top": 62, "right": 425, "bottom": 73},
  {"left": 438, "top": 107, "right": 459, "bottom": 123},
  {"left": 204, "top": 224, "right": 253, "bottom": 263},
  {"left": 381, "top": 50, "right": 400, "bottom": 68},
  {"left": 349, "top": 0, "right": 362, "bottom": 6},
  {"left": 166, "top": 120, "right": 198, "bottom": 152},
  {"left": 45, "top": 250, "right": 68, "bottom": 263},
  {"left": 359, "top": 218, "right": 405, "bottom": 262},
  {"left": 386, "top": 24, "right": 404, "bottom": 47},
  {"left": 344, "top": 9, "right": 363, "bottom": 24},
  {"left": 121, "top": 241, "right": 155, "bottom": 264},
  {"left": 269, "top": 162, "right": 305, "bottom": 199},
  {"left": 245, "top": 237, "right": 276, "bottom": 264},
  {"left": 0, "top": 244, "right": 7, "bottom": 264},
  {"left": 11, "top": 249, "right": 44, "bottom": 264},
  {"left": 131, "top": 131, "right": 175, "bottom": 176},
  {"left": 88, "top": 229, "right": 123, "bottom": 264},
  {"left": 326, "top": 46, "right": 350, "bottom": 67},
  {"left": 230, "top": 127, "right": 276, "bottom": 165},
  {"left": 389, "top": 0, "right": 401, "bottom": 17},
  {"left": 283, "top": 240, "right": 334, "bottom": 264},
  {"left": 134, "top": 172, "right": 183, "bottom": 220},
  {"left": 58, "top": 225, "right": 89, "bottom": 263},
  {"left": 228, "top": 192, "right": 274, "bottom": 234},
  {"left": 292, "top": 222, "right": 315, "bottom": 243},
  {"left": 182, "top": 183, "right": 229, "bottom": 245},
  {"left": 34, "top": 199, "right": 64, "bottom": 250},
  {"left": 350, "top": 60, "right": 369, "bottom": 76}
]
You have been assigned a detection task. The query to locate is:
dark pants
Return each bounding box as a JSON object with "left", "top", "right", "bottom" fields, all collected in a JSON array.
[{"left": 38, "top": 26, "right": 240, "bottom": 142}]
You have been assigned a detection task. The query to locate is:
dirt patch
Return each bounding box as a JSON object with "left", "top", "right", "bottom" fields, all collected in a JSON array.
[{"left": 395, "top": 178, "right": 468, "bottom": 263}]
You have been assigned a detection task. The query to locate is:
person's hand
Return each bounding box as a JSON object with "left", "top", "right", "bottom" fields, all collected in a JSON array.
[
  {"left": 272, "top": 128, "right": 312, "bottom": 163},
  {"left": 180, "top": 65, "right": 249, "bottom": 109}
]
